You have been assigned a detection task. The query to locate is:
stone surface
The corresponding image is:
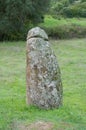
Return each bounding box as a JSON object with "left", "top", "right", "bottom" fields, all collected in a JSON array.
[
  {"left": 27, "top": 27, "right": 48, "bottom": 41},
  {"left": 26, "top": 27, "right": 63, "bottom": 109}
]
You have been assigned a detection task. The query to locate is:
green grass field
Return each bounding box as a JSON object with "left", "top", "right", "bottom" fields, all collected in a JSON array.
[
  {"left": 40, "top": 15, "right": 86, "bottom": 28},
  {"left": 0, "top": 39, "right": 86, "bottom": 130},
  {"left": 39, "top": 16, "right": 86, "bottom": 39}
]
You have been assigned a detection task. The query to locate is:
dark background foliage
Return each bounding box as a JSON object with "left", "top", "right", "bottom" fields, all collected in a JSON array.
[
  {"left": 0, "top": 0, "right": 86, "bottom": 41},
  {"left": 50, "top": 0, "right": 86, "bottom": 18},
  {"left": 0, "top": 0, "right": 50, "bottom": 41}
]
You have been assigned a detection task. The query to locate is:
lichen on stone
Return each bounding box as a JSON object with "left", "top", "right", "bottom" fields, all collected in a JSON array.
[{"left": 26, "top": 27, "right": 63, "bottom": 109}]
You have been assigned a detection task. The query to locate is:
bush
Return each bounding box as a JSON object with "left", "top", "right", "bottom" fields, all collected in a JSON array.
[
  {"left": 50, "top": 0, "right": 86, "bottom": 18},
  {"left": 40, "top": 24, "right": 86, "bottom": 39},
  {"left": 62, "top": 2, "right": 86, "bottom": 18}
]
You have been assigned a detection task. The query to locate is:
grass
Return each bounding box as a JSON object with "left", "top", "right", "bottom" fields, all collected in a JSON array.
[
  {"left": 39, "top": 16, "right": 86, "bottom": 39},
  {"left": 40, "top": 15, "right": 86, "bottom": 28},
  {"left": 0, "top": 39, "right": 86, "bottom": 130}
]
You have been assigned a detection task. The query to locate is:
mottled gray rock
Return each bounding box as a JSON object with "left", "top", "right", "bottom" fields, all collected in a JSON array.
[
  {"left": 26, "top": 27, "right": 63, "bottom": 109},
  {"left": 27, "top": 27, "right": 48, "bottom": 41}
]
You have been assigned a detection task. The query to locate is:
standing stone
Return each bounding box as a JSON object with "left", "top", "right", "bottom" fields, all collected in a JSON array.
[{"left": 26, "top": 27, "right": 63, "bottom": 109}]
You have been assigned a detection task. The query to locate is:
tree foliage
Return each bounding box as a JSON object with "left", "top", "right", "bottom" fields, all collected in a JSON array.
[
  {"left": 50, "top": 0, "right": 86, "bottom": 18},
  {"left": 0, "top": 0, "right": 50, "bottom": 41}
]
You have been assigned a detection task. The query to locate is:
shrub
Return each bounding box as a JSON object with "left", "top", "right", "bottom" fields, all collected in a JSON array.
[
  {"left": 40, "top": 24, "right": 86, "bottom": 39},
  {"left": 50, "top": 0, "right": 86, "bottom": 18}
]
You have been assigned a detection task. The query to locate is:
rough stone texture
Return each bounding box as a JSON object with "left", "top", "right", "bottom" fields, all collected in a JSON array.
[{"left": 26, "top": 27, "right": 63, "bottom": 109}]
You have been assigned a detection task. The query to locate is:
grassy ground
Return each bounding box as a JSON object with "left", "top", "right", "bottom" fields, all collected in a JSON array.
[
  {"left": 0, "top": 39, "right": 86, "bottom": 130},
  {"left": 39, "top": 16, "right": 86, "bottom": 39},
  {"left": 40, "top": 15, "right": 86, "bottom": 28}
]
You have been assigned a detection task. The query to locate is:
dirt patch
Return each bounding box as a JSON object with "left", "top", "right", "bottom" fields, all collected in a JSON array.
[{"left": 15, "top": 121, "right": 54, "bottom": 130}]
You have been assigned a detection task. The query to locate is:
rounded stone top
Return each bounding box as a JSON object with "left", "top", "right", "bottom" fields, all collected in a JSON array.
[{"left": 27, "top": 27, "right": 48, "bottom": 40}]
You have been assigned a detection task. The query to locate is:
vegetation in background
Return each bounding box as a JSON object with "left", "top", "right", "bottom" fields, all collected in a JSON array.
[
  {"left": 40, "top": 15, "right": 86, "bottom": 39},
  {"left": 0, "top": 0, "right": 86, "bottom": 41},
  {"left": 50, "top": 0, "right": 86, "bottom": 18},
  {"left": 0, "top": 39, "right": 86, "bottom": 130},
  {"left": 0, "top": 0, "right": 50, "bottom": 41}
]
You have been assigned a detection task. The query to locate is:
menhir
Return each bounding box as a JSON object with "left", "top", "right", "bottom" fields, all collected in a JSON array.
[{"left": 26, "top": 27, "right": 63, "bottom": 109}]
